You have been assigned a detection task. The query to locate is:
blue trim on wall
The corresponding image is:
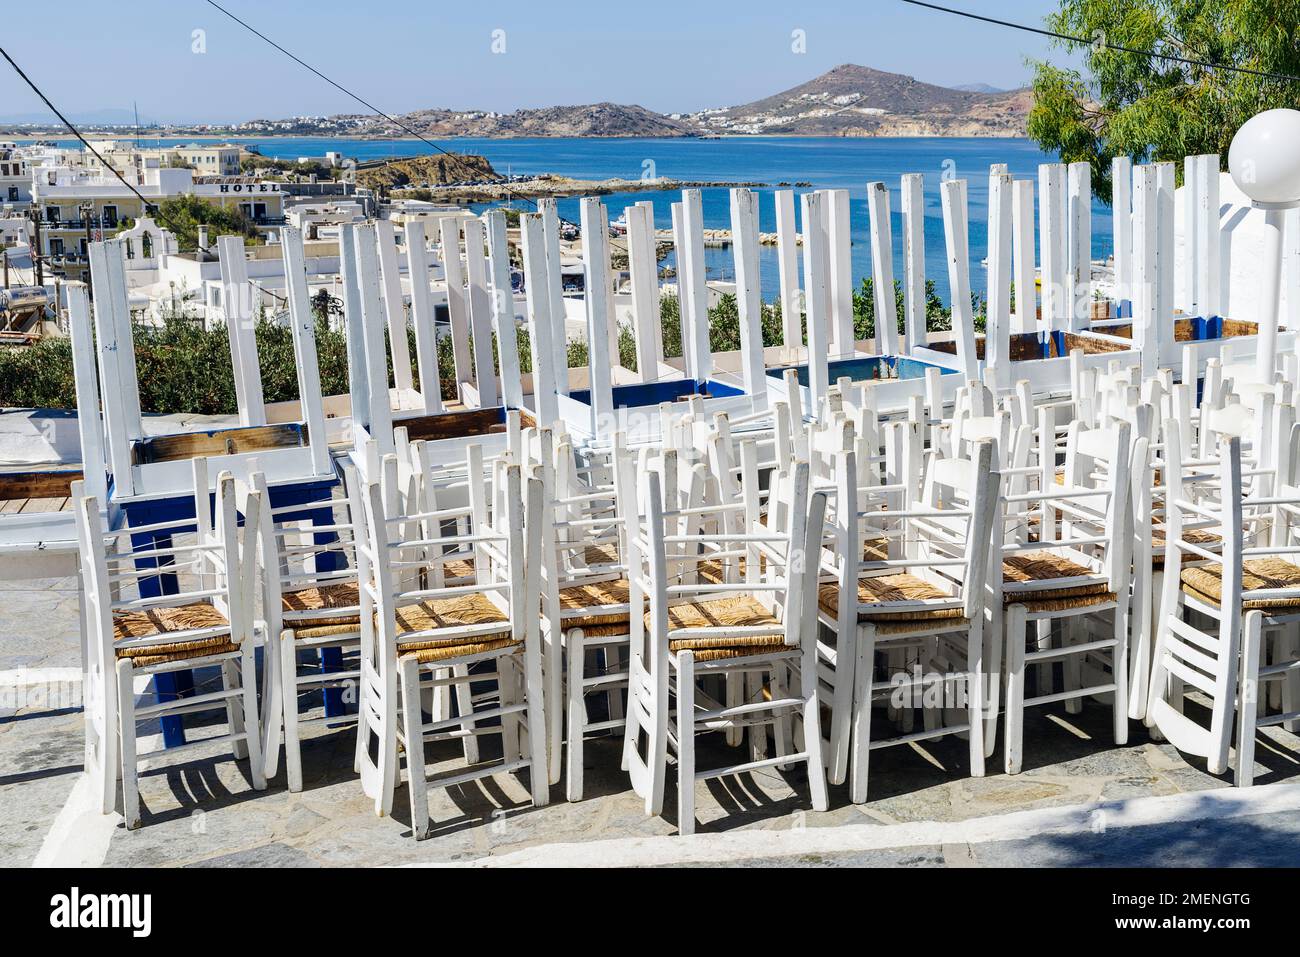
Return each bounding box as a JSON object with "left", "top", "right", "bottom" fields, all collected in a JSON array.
[
  {"left": 568, "top": 378, "right": 744, "bottom": 409},
  {"left": 766, "top": 354, "right": 957, "bottom": 388}
]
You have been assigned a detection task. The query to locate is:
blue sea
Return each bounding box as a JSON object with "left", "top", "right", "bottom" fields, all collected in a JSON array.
[{"left": 46, "top": 135, "right": 1113, "bottom": 304}]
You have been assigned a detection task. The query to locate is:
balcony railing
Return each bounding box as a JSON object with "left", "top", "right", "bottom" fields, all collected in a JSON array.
[{"left": 44, "top": 217, "right": 119, "bottom": 231}]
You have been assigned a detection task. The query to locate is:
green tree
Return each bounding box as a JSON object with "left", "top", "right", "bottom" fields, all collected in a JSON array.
[
  {"left": 1027, "top": 0, "right": 1300, "bottom": 200},
  {"left": 149, "top": 195, "right": 262, "bottom": 251},
  {"left": 852, "top": 278, "right": 959, "bottom": 340}
]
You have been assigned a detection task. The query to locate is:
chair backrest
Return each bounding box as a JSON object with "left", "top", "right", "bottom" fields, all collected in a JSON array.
[
  {"left": 909, "top": 439, "right": 1001, "bottom": 618},
  {"left": 634, "top": 458, "right": 821, "bottom": 653},
  {"left": 532, "top": 424, "right": 634, "bottom": 607},
  {"left": 357, "top": 448, "right": 534, "bottom": 672},
  {"left": 76, "top": 459, "right": 261, "bottom": 663},
  {"left": 249, "top": 465, "right": 362, "bottom": 639},
  {"left": 1148, "top": 433, "right": 1245, "bottom": 772}
]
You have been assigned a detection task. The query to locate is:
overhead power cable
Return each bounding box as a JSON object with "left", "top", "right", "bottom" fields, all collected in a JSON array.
[{"left": 900, "top": 0, "right": 1300, "bottom": 84}]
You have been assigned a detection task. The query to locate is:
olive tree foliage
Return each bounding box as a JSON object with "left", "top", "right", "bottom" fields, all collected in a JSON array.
[{"left": 1027, "top": 0, "right": 1300, "bottom": 200}]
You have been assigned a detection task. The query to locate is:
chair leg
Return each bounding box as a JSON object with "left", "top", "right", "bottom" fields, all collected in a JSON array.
[
  {"left": 398, "top": 657, "right": 431, "bottom": 840},
  {"left": 724, "top": 670, "right": 742, "bottom": 747},
  {"left": 886, "top": 647, "right": 902, "bottom": 725},
  {"left": 452, "top": 662, "right": 481, "bottom": 765},
  {"left": 1284, "top": 624, "right": 1300, "bottom": 734},
  {"left": 966, "top": 621, "right": 986, "bottom": 777},
  {"left": 239, "top": 647, "right": 267, "bottom": 790},
  {"left": 1004, "top": 604, "right": 1029, "bottom": 775},
  {"left": 116, "top": 660, "right": 141, "bottom": 830},
  {"left": 373, "top": 673, "right": 399, "bottom": 818},
  {"left": 800, "top": 646, "right": 830, "bottom": 813},
  {"left": 825, "top": 626, "right": 855, "bottom": 786},
  {"left": 1236, "top": 612, "right": 1263, "bottom": 787},
  {"left": 849, "top": 625, "right": 877, "bottom": 805},
  {"left": 1112, "top": 603, "right": 1130, "bottom": 746},
  {"left": 565, "top": 629, "right": 586, "bottom": 802},
  {"left": 522, "top": 642, "right": 551, "bottom": 809},
  {"left": 675, "top": 652, "right": 696, "bottom": 836},
  {"left": 1063, "top": 617, "right": 1083, "bottom": 716},
  {"left": 604, "top": 643, "right": 626, "bottom": 726},
  {"left": 352, "top": 678, "right": 368, "bottom": 776},
  {"left": 900, "top": 647, "right": 917, "bottom": 733},
  {"left": 280, "top": 633, "right": 304, "bottom": 792},
  {"left": 1035, "top": 618, "right": 1053, "bottom": 698},
  {"left": 1129, "top": 568, "right": 1155, "bottom": 721},
  {"left": 983, "top": 602, "right": 1002, "bottom": 759},
  {"left": 771, "top": 660, "right": 795, "bottom": 769},
  {"left": 497, "top": 653, "right": 522, "bottom": 766},
  {"left": 747, "top": 670, "right": 767, "bottom": 762},
  {"left": 223, "top": 659, "right": 249, "bottom": 761},
  {"left": 260, "top": 626, "right": 283, "bottom": 781}
]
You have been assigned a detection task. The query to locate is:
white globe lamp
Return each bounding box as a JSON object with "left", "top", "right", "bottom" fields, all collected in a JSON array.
[{"left": 1227, "top": 109, "right": 1300, "bottom": 379}]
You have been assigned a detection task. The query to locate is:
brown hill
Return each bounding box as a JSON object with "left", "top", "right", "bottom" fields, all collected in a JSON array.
[
  {"left": 396, "top": 103, "right": 693, "bottom": 138},
  {"left": 684, "top": 64, "right": 1029, "bottom": 137},
  {"left": 355, "top": 153, "right": 498, "bottom": 189}
]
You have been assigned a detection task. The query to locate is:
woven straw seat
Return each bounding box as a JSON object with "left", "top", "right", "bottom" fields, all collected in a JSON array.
[
  {"left": 1151, "top": 526, "right": 1222, "bottom": 567},
  {"left": 114, "top": 603, "right": 237, "bottom": 666},
  {"left": 648, "top": 595, "right": 788, "bottom": 662},
  {"left": 696, "top": 557, "right": 749, "bottom": 585},
  {"left": 1181, "top": 557, "right": 1300, "bottom": 611},
  {"left": 401, "top": 637, "right": 519, "bottom": 664},
  {"left": 582, "top": 543, "right": 619, "bottom": 565},
  {"left": 393, "top": 592, "right": 517, "bottom": 664},
  {"left": 558, "top": 577, "right": 638, "bottom": 630},
  {"left": 282, "top": 581, "right": 360, "bottom": 624},
  {"left": 863, "top": 538, "right": 889, "bottom": 562},
  {"left": 394, "top": 592, "right": 511, "bottom": 637},
  {"left": 1002, "top": 551, "right": 1110, "bottom": 606},
  {"left": 818, "top": 573, "right": 964, "bottom": 622},
  {"left": 441, "top": 557, "right": 476, "bottom": 580}
]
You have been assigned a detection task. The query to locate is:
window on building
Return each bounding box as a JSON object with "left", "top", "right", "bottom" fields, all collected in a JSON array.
[
  {"left": 6, "top": 188, "right": 16, "bottom": 202},
  {"left": 45, "top": 206, "right": 60, "bottom": 223},
  {"left": 103, "top": 205, "right": 118, "bottom": 228},
  {"left": 79, "top": 238, "right": 88, "bottom": 258},
  {"left": 49, "top": 238, "right": 64, "bottom": 257}
]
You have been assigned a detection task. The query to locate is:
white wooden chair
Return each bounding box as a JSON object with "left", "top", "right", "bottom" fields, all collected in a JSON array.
[
  {"left": 817, "top": 438, "right": 1000, "bottom": 802},
  {"left": 622, "top": 456, "right": 829, "bottom": 834},
  {"left": 76, "top": 459, "right": 265, "bottom": 828},
  {"left": 808, "top": 417, "right": 906, "bottom": 785},
  {"left": 1000, "top": 419, "right": 1133, "bottom": 774},
  {"left": 532, "top": 428, "right": 640, "bottom": 800},
  {"left": 354, "top": 445, "right": 548, "bottom": 839},
  {"left": 1148, "top": 429, "right": 1300, "bottom": 785},
  {"left": 252, "top": 466, "right": 364, "bottom": 792}
]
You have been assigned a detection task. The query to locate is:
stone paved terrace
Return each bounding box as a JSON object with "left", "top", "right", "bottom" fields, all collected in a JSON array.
[{"left": 4, "top": 573, "right": 1300, "bottom": 868}]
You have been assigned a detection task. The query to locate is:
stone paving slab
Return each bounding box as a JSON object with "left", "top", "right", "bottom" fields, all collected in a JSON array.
[{"left": 3, "top": 575, "right": 1299, "bottom": 867}]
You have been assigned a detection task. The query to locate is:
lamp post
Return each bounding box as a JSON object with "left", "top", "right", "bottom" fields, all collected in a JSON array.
[{"left": 1228, "top": 108, "right": 1300, "bottom": 381}]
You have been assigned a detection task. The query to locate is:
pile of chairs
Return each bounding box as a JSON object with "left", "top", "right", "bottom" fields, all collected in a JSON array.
[{"left": 73, "top": 352, "right": 1300, "bottom": 837}]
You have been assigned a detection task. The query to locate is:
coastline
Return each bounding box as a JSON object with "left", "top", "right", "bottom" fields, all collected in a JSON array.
[{"left": 1, "top": 131, "right": 1031, "bottom": 143}]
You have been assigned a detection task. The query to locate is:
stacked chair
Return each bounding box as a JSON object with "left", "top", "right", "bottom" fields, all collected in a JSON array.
[
  {"left": 69, "top": 174, "right": 1300, "bottom": 841},
  {"left": 352, "top": 441, "right": 549, "bottom": 839},
  {"left": 76, "top": 459, "right": 265, "bottom": 829}
]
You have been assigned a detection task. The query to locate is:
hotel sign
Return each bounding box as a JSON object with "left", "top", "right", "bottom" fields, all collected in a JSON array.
[{"left": 214, "top": 183, "right": 280, "bottom": 193}]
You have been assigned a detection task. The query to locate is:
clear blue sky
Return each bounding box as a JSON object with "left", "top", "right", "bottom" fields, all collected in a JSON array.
[{"left": 0, "top": 0, "right": 1078, "bottom": 124}]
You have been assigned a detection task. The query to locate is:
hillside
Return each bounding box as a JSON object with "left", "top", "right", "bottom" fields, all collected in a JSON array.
[
  {"left": 681, "top": 64, "right": 1029, "bottom": 137},
  {"left": 397, "top": 102, "right": 693, "bottom": 138},
  {"left": 210, "top": 65, "right": 1029, "bottom": 141},
  {"left": 354, "top": 153, "right": 499, "bottom": 189}
]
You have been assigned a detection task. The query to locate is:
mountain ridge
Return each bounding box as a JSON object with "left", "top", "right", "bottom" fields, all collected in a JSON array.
[{"left": 2, "top": 65, "right": 1029, "bottom": 139}]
